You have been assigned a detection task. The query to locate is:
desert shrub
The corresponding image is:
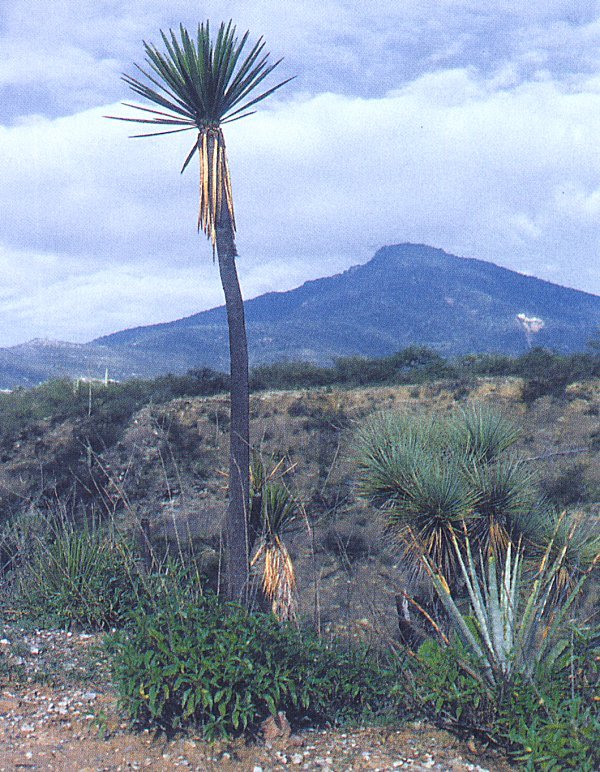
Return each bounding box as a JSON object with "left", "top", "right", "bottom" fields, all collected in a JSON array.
[
  {"left": 521, "top": 375, "right": 569, "bottom": 405},
  {"left": 251, "top": 361, "right": 334, "bottom": 390},
  {"left": 0, "top": 369, "right": 231, "bottom": 451},
  {"left": 386, "top": 347, "right": 457, "bottom": 383},
  {"left": 457, "top": 353, "right": 515, "bottom": 377},
  {"left": 333, "top": 355, "right": 392, "bottom": 385},
  {"left": 206, "top": 407, "right": 230, "bottom": 429},
  {"left": 334, "top": 348, "right": 456, "bottom": 386},
  {"left": 516, "top": 348, "right": 600, "bottom": 405},
  {"left": 508, "top": 348, "right": 600, "bottom": 383},
  {"left": 108, "top": 595, "right": 401, "bottom": 738},
  {"left": 287, "top": 399, "right": 311, "bottom": 417},
  {"left": 151, "top": 368, "right": 229, "bottom": 399}
]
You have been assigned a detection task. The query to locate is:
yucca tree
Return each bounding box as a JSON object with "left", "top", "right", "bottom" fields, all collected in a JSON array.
[{"left": 111, "top": 21, "right": 291, "bottom": 603}]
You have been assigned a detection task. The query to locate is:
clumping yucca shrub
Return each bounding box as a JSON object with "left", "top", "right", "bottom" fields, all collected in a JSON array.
[
  {"left": 107, "top": 594, "right": 400, "bottom": 738},
  {"left": 405, "top": 522, "right": 600, "bottom": 769},
  {"left": 355, "top": 405, "right": 549, "bottom": 582},
  {"left": 355, "top": 404, "right": 597, "bottom": 588}
]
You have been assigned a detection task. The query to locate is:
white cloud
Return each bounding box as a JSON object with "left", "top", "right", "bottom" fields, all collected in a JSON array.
[
  {"left": 2, "top": 1, "right": 600, "bottom": 119},
  {"left": 1, "top": 2, "right": 599, "bottom": 345},
  {"left": 0, "top": 241, "right": 225, "bottom": 344}
]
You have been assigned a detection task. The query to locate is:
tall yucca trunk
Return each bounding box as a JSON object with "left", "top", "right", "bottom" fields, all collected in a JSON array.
[
  {"left": 115, "top": 21, "right": 291, "bottom": 607},
  {"left": 216, "top": 195, "right": 250, "bottom": 604}
]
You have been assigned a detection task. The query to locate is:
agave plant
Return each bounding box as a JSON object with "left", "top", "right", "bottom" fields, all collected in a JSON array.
[
  {"left": 420, "top": 521, "right": 599, "bottom": 688},
  {"left": 111, "top": 21, "right": 292, "bottom": 603}
]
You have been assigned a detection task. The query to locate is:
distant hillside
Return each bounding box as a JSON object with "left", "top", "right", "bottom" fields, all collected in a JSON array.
[
  {"left": 96, "top": 243, "right": 600, "bottom": 364},
  {"left": 0, "top": 243, "right": 598, "bottom": 387}
]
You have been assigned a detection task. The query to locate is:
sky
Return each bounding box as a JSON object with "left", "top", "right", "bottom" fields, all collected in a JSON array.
[{"left": 1, "top": 1, "right": 600, "bottom": 346}]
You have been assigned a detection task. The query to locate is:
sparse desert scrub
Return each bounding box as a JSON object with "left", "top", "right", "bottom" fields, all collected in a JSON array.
[
  {"left": 0, "top": 373, "right": 597, "bottom": 639},
  {"left": 0, "top": 371, "right": 598, "bottom": 769}
]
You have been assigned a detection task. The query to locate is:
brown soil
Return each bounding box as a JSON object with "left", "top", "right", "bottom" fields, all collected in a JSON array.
[{"left": 0, "top": 625, "right": 514, "bottom": 772}]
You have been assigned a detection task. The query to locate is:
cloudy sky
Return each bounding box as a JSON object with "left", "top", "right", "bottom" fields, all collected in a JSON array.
[{"left": 1, "top": 1, "right": 599, "bottom": 346}]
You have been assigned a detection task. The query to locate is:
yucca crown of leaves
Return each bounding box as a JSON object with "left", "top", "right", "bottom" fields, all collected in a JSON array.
[{"left": 110, "top": 20, "right": 292, "bottom": 246}]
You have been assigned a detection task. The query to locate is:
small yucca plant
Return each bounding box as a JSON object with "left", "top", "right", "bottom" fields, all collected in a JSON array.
[{"left": 250, "top": 459, "right": 299, "bottom": 621}]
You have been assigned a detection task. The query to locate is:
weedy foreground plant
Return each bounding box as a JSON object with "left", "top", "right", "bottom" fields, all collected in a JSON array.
[
  {"left": 107, "top": 594, "right": 402, "bottom": 739},
  {"left": 0, "top": 508, "right": 208, "bottom": 630},
  {"left": 2, "top": 513, "right": 138, "bottom": 630}
]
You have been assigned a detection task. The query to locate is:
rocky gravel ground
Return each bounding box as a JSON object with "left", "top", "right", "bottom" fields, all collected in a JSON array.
[{"left": 0, "top": 624, "right": 513, "bottom": 771}]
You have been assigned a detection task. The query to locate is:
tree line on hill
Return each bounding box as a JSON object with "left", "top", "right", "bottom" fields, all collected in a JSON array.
[{"left": 0, "top": 345, "right": 599, "bottom": 452}]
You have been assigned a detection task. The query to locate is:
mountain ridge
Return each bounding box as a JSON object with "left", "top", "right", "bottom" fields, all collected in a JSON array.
[{"left": 1, "top": 243, "right": 598, "bottom": 388}]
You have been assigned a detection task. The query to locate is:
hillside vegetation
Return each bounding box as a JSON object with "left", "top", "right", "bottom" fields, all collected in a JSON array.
[{"left": 0, "top": 349, "right": 598, "bottom": 766}]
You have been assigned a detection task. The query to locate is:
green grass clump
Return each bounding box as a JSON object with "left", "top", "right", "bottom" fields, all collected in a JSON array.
[
  {"left": 107, "top": 594, "right": 401, "bottom": 738},
  {"left": 9, "top": 519, "right": 140, "bottom": 630}
]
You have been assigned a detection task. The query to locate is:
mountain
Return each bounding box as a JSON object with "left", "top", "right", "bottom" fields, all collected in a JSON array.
[
  {"left": 94, "top": 243, "right": 600, "bottom": 363},
  {"left": 1, "top": 244, "right": 599, "bottom": 387}
]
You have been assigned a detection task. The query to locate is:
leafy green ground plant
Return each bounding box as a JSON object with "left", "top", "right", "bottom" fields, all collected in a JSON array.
[{"left": 107, "top": 594, "right": 401, "bottom": 738}]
